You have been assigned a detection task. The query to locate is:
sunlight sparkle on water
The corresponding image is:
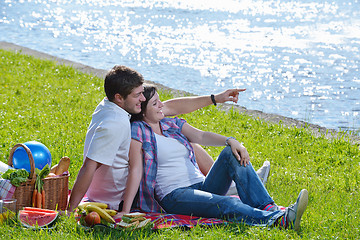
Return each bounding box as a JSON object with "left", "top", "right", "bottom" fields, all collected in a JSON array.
[{"left": 1, "top": 0, "right": 359, "bottom": 132}]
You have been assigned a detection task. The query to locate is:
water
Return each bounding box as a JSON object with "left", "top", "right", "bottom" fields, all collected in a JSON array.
[{"left": 1, "top": 0, "right": 359, "bottom": 132}]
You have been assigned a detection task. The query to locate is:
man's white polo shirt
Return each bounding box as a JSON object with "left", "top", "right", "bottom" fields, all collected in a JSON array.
[{"left": 83, "top": 98, "right": 131, "bottom": 210}]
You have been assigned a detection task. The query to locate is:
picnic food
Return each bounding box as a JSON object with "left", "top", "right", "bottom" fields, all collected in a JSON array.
[
  {"left": 122, "top": 212, "right": 146, "bottom": 223},
  {"left": 118, "top": 212, "right": 151, "bottom": 228},
  {"left": 78, "top": 201, "right": 108, "bottom": 210},
  {"left": 50, "top": 156, "right": 70, "bottom": 175},
  {"left": 84, "top": 211, "right": 101, "bottom": 226},
  {"left": 105, "top": 209, "right": 117, "bottom": 216},
  {"left": 1, "top": 168, "right": 29, "bottom": 187},
  {"left": 0, "top": 208, "right": 16, "bottom": 223},
  {"left": 32, "top": 165, "right": 50, "bottom": 208},
  {"left": 18, "top": 207, "right": 58, "bottom": 228},
  {"left": 118, "top": 219, "right": 140, "bottom": 228},
  {"left": 85, "top": 204, "right": 115, "bottom": 223},
  {"left": 77, "top": 201, "right": 116, "bottom": 226}
]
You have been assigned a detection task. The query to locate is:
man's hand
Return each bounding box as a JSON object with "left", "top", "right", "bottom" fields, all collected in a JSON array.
[
  {"left": 214, "top": 89, "right": 246, "bottom": 104},
  {"left": 113, "top": 211, "right": 127, "bottom": 220}
]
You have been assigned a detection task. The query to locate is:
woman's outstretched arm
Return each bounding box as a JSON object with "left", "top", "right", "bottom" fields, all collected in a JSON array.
[{"left": 162, "top": 89, "right": 245, "bottom": 117}]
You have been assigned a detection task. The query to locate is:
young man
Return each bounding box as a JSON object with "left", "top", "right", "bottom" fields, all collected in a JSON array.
[{"left": 67, "top": 65, "right": 245, "bottom": 212}]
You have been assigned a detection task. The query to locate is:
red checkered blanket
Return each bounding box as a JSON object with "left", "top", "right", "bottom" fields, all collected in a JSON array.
[
  {"left": 78, "top": 193, "right": 227, "bottom": 229},
  {"left": 114, "top": 212, "right": 227, "bottom": 230}
]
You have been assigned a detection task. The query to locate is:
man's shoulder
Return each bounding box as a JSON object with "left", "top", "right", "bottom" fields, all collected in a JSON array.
[
  {"left": 89, "top": 111, "right": 130, "bottom": 137},
  {"left": 94, "top": 102, "right": 129, "bottom": 122},
  {"left": 104, "top": 115, "right": 129, "bottom": 129},
  {"left": 94, "top": 99, "right": 129, "bottom": 118}
]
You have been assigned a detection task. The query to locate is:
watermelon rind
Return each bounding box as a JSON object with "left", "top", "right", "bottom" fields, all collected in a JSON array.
[{"left": 18, "top": 210, "right": 58, "bottom": 229}]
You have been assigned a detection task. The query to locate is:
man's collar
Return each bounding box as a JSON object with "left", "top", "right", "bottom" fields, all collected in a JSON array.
[{"left": 104, "top": 97, "right": 131, "bottom": 119}]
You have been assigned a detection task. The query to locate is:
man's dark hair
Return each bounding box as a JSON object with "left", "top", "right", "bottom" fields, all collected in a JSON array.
[{"left": 104, "top": 65, "right": 144, "bottom": 101}]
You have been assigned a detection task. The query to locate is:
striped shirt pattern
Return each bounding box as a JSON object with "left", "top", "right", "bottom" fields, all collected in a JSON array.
[{"left": 131, "top": 117, "right": 199, "bottom": 212}]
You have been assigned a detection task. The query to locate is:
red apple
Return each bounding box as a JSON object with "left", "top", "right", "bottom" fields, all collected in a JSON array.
[{"left": 84, "top": 211, "right": 101, "bottom": 226}]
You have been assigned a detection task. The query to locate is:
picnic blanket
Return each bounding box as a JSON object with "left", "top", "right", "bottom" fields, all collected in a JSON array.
[
  {"left": 0, "top": 179, "right": 16, "bottom": 200},
  {"left": 114, "top": 212, "right": 227, "bottom": 230},
  {"left": 77, "top": 193, "right": 227, "bottom": 229},
  {"left": 76, "top": 193, "right": 286, "bottom": 230}
]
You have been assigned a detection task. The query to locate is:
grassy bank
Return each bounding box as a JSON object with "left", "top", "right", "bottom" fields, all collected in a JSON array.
[{"left": 1, "top": 49, "right": 359, "bottom": 239}]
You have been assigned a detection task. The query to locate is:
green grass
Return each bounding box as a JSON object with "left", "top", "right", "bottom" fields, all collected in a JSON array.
[{"left": 1, "top": 49, "right": 360, "bottom": 239}]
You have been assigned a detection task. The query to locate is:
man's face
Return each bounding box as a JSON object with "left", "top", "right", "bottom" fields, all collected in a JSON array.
[{"left": 121, "top": 85, "right": 145, "bottom": 114}]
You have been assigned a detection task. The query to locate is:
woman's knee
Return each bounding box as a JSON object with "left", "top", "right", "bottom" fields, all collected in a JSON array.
[
  {"left": 218, "top": 147, "right": 255, "bottom": 173},
  {"left": 218, "top": 146, "right": 233, "bottom": 160},
  {"left": 218, "top": 146, "right": 243, "bottom": 164}
]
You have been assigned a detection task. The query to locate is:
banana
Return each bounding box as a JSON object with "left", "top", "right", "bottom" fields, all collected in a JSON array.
[
  {"left": 105, "top": 209, "right": 117, "bottom": 216},
  {"left": 85, "top": 204, "right": 115, "bottom": 223},
  {"left": 76, "top": 205, "right": 85, "bottom": 213},
  {"left": 78, "top": 202, "right": 108, "bottom": 209}
]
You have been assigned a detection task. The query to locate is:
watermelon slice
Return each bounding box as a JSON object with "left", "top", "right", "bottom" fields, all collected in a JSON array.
[
  {"left": 18, "top": 209, "right": 58, "bottom": 228},
  {"left": 23, "top": 207, "right": 59, "bottom": 213}
]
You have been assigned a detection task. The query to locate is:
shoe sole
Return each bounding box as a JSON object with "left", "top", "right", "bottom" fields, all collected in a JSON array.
[
  {"left": 294, "top": 189, "right": 308, "bottom": 231},
  {"left": 262, "top": 161, "right": 270, "bottom": 186},
  {"left": 256, "top": 161, "right": 270, "bottom": 186}
]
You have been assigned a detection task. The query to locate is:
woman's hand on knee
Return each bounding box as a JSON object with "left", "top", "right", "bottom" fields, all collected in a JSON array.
[
  {"left": 237, "top": 145, "right": 250, "bottom": 166},
  {"left": 228, "top": 140, "right": 250, "bottom": 166}
]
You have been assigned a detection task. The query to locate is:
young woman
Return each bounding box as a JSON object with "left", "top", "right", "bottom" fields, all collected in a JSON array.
[{"left": 129, "top": 86, "right": 308, "bottom": 231}]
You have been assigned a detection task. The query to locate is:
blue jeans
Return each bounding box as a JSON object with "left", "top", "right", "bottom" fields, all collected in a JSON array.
[{"left": 159, "top": 146, "right": 284, "bottom": 226}]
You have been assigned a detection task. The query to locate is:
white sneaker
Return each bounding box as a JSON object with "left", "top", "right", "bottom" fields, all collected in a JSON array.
[
  {"left": 225, "top": 161, "right": 271, "bottom": 196},
  {"left": 256, "top": 160, "right": 270, "bottom": 186},
  {"left": 285, "top": 189, "right": 308, "bottom": 231}
]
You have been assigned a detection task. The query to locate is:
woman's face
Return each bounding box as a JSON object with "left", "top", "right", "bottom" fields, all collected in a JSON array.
[{"left": 143, "top": 92, "right": 165, "bottom": 124}]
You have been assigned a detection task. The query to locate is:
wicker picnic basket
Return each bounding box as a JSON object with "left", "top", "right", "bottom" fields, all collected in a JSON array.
[{"left": 8, "top": 143, "right": 69, "bottom": 211}]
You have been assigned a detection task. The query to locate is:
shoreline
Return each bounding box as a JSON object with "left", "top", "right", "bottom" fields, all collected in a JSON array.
[{"left": 1, "top": 41, "right": 358, "bottom": 144}]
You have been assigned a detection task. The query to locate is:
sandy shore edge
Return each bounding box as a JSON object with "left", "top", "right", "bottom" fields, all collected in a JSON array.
[{"left": 1, "top": 41, "right": 358, "bottom": 143}]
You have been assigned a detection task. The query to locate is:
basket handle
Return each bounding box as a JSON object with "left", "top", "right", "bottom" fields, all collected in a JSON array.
[{"left": 8, "top": 143, "right": 36, "bottom": 185}]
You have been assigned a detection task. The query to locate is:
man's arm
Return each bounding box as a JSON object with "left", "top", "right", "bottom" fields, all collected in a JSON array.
[
  {"left": 67, "top": 157, "right": 101, "bottom": 212},
  {"left": 162, "top": 88, "right": 246, "bottom": 116}
]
